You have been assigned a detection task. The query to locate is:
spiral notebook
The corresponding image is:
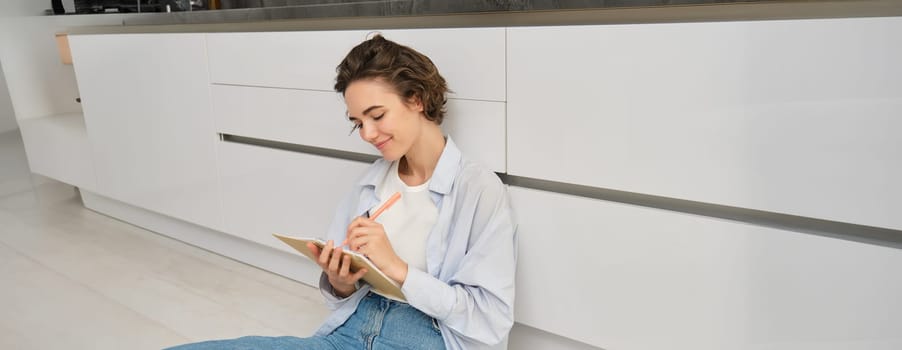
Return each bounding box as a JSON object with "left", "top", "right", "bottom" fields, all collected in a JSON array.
[{"left": 272, "top": 233, "right": 406, "bottom": 301}]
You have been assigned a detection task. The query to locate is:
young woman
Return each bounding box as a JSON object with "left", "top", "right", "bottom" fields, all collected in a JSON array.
[{"left": 168, "top": 34, "right": 517, "bottom": 350}]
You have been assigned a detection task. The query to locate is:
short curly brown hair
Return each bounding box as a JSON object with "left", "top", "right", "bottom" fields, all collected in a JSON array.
[{"left": 334, "top": 34, "right": 449, "bottom": 125}]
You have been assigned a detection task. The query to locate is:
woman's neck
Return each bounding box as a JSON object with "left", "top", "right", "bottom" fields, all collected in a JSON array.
[{"left": 398, "top": 123, "right": 445, "bottom": 186}]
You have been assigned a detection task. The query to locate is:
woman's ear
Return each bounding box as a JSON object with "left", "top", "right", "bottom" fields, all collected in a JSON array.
[{"left": 406, "top": 95, "right": 425, "bottom": 113}]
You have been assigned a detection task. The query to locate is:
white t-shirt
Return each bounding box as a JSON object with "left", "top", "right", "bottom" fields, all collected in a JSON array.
[{"left": 373, "top": 160, "right": 438, "bottom": 275}]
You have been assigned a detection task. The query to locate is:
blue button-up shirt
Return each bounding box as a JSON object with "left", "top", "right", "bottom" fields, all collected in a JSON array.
[{"left": 315, "top": 137, "right": 518, "bottom": 349}]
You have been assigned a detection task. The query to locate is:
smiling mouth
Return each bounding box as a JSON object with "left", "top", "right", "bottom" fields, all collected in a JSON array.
[{"left": 374, "top": 138, "right": 391, "bottom": 149}]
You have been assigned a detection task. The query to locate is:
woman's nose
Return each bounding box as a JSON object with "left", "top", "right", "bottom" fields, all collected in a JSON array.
[{"left": 361, "top": 121, "right": 377, "bottom": 142}]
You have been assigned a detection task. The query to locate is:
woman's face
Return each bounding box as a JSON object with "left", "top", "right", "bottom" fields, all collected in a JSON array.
[{"left": 344, "top": 79, "right": 426, "bottom": 161}]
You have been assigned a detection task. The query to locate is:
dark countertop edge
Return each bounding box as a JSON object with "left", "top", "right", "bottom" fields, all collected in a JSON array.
[{"left": 67, "top": 0, "right": 902, "bottom": 35}]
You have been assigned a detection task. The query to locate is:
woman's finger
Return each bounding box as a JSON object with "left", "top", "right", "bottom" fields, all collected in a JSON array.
[
  {"left": 328, "top": 247, "right": 342, "bottom": 272},
  {"left": 307, "top": 242, "right": 321, "bottom": 260},
  {"left": 345, "top": 216, "right": 380, "bottom": 245},
  {"left": 349, "top": 235, "right": 370, "bottom": 252},
  {"left": 339, "top": 255, "right": 351, "bottom": 279},
  {"left": 351, "top": 267, "right": 367, "bottom": 282},
  {"left": 349, "top": 225, "right": 381, "bottom": 241},
  {"left": 346, "top": 216, "right": 368, "bottom": 235},
  {"left": 318, "top": 240, "right": 334, "bottom": 266},
  {"left": 347, "top": 216, "right": 377, "bottom": 231},
  {"left": 347, "top": 228, "right": 369, "bottom": 248}
]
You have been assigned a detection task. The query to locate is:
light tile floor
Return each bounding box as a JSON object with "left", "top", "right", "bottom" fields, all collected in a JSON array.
[{"left": 0, "top": 130, "right": 330, "bottom": 350}]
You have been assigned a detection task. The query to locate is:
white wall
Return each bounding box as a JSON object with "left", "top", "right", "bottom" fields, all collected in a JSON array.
[
  {"left": 0, "top": 6, "right": 142, "bottom": 186},
  {"left": 0, "top": 1, "right": 146, "bottom": 120},
  {"left": 0, "top": 1, "right": 51, "bottom": 17},
  {"left": 0, "top": 0, "right": 48, "bottom": 133},
  {"left": 0, "top": 16, "right": 87, "bottom": 122},
  {"left": 0, "top": 13, "right": 144, "bottom": 123},
  {"left": 0, "top": 62, "right": 16, "bottom": 133},
  {"left": 0, "top": 0, "right": 79, "bottom": 133}
]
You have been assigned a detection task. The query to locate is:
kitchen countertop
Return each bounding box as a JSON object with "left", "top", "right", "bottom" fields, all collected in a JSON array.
[{"left": 68, "top": 0, "right": 902, "bottom": 34}]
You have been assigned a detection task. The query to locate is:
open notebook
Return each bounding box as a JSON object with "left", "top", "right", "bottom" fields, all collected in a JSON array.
[{"left": 272, "top": 233, "right": 406, "bottom": 301}]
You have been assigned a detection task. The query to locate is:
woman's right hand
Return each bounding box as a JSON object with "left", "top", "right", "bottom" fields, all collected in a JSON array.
[{"left": 307, "top": 240, "right": 368, "bottom": 298}]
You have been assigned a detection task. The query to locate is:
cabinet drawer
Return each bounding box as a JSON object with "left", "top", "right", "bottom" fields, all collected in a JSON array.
[
  {"left": 218, "top": 141, "right": 370, "bottom": 252},
  {"left": 212, "top": 84, "right": 506, "bottom": 172},
  {"left": 206, "top": 27, "right": 505, "bottom": 102},
  {"left": 510, "top": 186, "right": 902, "bottom": 349},
  {"left": 507, "top": 18, "right": 902, "bottom": 230}
]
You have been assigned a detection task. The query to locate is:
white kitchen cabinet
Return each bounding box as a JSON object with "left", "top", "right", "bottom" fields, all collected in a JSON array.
[
  {"left": 63, "top": 19, "right": 902, "bottom": 350},
  {"left": 69, "top": 33, "right": 222, "bottom": 230},
  {"left": 510, "top": 186, "right": 902, "bottom": 350},
  {"left": 206, "top": 27, "right": 506, "bottom": 102},
  {"left": 507, "top": 17, "right": 902, "bottom": 230}
]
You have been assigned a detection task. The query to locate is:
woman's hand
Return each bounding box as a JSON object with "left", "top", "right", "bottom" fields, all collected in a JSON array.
[
  {"left": 346, "top": 216, "right": 408, "bottom": 285},
  {"left": 307, "top": 240, "right": 367, "bottom": 298}
]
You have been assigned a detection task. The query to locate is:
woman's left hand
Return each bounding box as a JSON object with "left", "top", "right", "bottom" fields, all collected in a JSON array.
[{"left": 346, "top": 216, "right": 408, "bottom": 285}]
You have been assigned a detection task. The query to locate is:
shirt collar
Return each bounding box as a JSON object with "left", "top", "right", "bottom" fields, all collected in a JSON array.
[
  {"left": 358, "top": 158, "right": 391, "bottom": 189},
  {"left": 428, "top": 136, "right": 461, "bottom": 195},
  {"left": 357, "top": 136, "right": 461, "bottom": 196}
]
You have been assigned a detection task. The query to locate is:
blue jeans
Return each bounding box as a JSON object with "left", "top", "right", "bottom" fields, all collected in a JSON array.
[{"left": 165, "top": 292, "right": 445, "bottom": 350}]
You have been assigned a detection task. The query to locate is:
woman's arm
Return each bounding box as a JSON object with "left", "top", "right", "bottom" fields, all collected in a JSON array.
[{"left": 403, "top": 180, "right": 519, "bottom": 346}]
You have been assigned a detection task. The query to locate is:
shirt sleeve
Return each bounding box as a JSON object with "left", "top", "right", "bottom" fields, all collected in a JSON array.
[
  {"left": 401, "top": 179, "right": 519, "bottom": 346},
  {"left": 318, "top": 272, "right": 350, "bottom": 309}
]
